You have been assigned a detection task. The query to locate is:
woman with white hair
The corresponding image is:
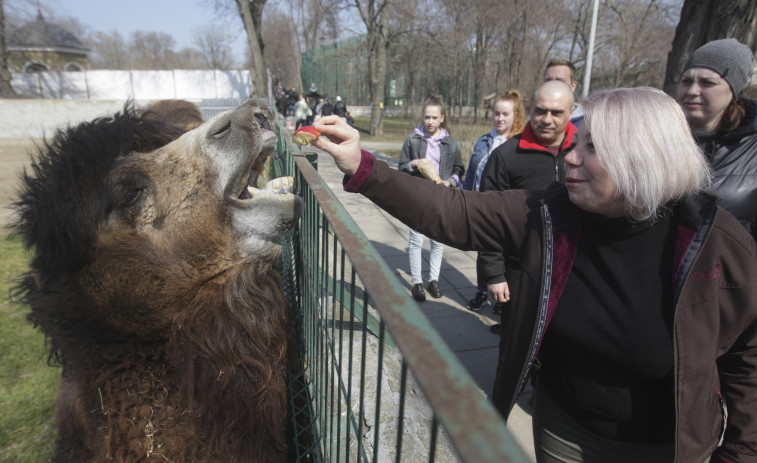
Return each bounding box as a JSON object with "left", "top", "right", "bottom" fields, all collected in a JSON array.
[{"left": 312, "top": 87, "right": 757, "bottom": 462}]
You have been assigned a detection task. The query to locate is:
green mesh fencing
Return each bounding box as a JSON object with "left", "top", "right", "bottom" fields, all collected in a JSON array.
[
  {"left": 269, "top": 112, "right": 529, "bottom": 462},
  {"left": 300, "top": 37, "right": 368, "bottom": 106},
  {"left": 300, "top": 37, "right": 477, "bottom": 108}
]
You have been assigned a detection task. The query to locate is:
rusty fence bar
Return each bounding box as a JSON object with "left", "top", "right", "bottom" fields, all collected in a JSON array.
[{"left": 272, "top": 120, "right": 529, "bottom": 463}]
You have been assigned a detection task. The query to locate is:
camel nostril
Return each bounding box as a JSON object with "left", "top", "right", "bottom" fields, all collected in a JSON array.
[{"left": 254, "top": 113, "right": 271, "bottom": 131}]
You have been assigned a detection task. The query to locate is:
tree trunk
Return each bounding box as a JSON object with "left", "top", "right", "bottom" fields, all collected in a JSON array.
[
  {"left": 473, "top": 30, "right": 484, "bottom": 124},
  {"left": 472, "top": 17, "right": 495, "bottom": 124},
  {"left": 367, "top": 8, "right": 388, "bottom": 136},
  {"left": 237, "top": 0, "right": 269, "bottom": 98},
  {"left": 663, "top": 0, "right": 757, "bottom": 96},
  {"left": 0, "top": 0, "right": 19, "bottom": 98},
  {"left": 450, "top": 48, "right": 460, "bottom": 117},
  {"left": 506, "top": 4, "right": 528, "bottom": 91}
]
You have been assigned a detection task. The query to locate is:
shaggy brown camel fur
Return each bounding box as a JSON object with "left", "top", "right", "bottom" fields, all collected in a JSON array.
[{"left": 13, "top": 100, "right": 303, "bottom": 462}]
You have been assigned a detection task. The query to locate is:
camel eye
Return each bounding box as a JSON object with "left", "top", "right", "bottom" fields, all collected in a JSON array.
[
  {"left": 211, "top": 121, "right": 231, "bottom": 140},
  {"left": 105, "top": 173, "right": 149, "bottom": 214},
  {"left": 122, "top": 188, "right": 142, "bottom": 206}
]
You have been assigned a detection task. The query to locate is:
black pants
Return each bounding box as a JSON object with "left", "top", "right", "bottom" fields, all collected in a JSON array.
[
  {"left": 475, "top": 252, "right": 487, "bottom": 290},
  {"left": 532, "top": 379, "right": 675, "bottom": 463}
]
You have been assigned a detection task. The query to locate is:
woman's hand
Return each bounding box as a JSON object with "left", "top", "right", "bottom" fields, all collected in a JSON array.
[{"left": 312, "top": 116, "right": 362, "bottom": 176}]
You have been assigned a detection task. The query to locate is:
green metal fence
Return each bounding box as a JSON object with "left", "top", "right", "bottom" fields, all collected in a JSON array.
[{"left": 271, "top": 119, "right": 530, "bottom": 462}]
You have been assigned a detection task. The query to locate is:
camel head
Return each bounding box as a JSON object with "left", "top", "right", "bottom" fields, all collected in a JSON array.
[{"left": 14, "top": 99, "right": 303, "bottom": 339}]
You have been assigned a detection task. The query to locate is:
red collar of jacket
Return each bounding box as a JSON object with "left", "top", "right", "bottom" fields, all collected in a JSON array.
[{"left": 518, "top": 121, "right": 578, "bottom": 154}]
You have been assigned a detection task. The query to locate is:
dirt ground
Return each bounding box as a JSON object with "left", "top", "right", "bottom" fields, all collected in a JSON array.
[{"left": 0, "top": 138, "right": 38, "bottom": 232}]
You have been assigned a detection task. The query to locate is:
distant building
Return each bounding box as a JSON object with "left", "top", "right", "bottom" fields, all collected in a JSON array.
[{"left": 7, "top": 11, "right": 90, "bottom": 73}]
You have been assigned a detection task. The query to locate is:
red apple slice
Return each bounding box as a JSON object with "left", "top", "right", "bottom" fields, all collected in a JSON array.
[{"left": 292, "top": 126, "right": 321, "bottom": 146}]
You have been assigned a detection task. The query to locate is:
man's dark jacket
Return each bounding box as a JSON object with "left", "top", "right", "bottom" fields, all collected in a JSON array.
[{"left": 478, "top": 122, "right": 577, "bottom": 288}]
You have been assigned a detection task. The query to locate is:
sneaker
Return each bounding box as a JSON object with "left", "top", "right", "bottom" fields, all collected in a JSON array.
[
  {"left": 412, "top": 283, "right": 426, "bottom": 302},
  {"left": 427, "top": 281, "right": 442, "bottom": 298},
  {"left": 492, "top": 302, "right": 505, "bottom": 315},
  {"left": 466, "top": 291, "right": 489, "bottom": 312}
]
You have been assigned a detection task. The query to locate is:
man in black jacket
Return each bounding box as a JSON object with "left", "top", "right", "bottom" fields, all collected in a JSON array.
[
  {"left": 321, "top": 97, "right": 333, "bottom": 117},
  {"left": 334, "top": 96, "right": 347, "bottom": 119},
  {"left": 478, "top": 80, "right": 577, "bottom": 333}
]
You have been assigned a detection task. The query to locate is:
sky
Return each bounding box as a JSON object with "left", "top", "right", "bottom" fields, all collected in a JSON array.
[{"left": 35, "top": 0, "right": 248, "bottom": 63}]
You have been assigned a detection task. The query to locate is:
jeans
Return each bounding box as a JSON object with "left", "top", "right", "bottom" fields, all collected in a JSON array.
[{"left": 408, "top": 229, "right": 444, "bottom": 285}]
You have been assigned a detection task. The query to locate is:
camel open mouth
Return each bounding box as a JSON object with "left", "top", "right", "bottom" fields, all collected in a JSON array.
[
  {"left": 238, "top": 157, "right": 269, "bottom": 200},
  {"left": 231, "top": 128, "right": 297, "bottom": 206}
]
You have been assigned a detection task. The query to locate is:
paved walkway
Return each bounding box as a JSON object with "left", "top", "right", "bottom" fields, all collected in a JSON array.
[{"left": 303, "top": 141, "right": 536, "bottom": 462}]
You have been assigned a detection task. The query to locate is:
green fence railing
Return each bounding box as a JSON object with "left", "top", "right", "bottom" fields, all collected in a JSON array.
[{"left": 270, "top": 116, "right": 529, "bottom": 462}]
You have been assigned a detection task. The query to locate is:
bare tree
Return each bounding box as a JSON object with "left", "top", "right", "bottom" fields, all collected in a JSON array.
[
  {"left": 193, "top": 24, "right": 235, "bottom": 69},
  {"left": 565, "top": 0, "right": 592, "bottom": 65},
  {"left": 175, "top": 47, "right": 213, "bottom": 69},
  {"left": 350, "top": 0, "right": 391, "bottom": 135},
  {"left": 283, "top": 0, "right": 339, "bottom": 50},
  {"left": 385, "top": 0, "right": 426, "bottom": 111},
  {"left": 0, "top": 0, "right": 19, "bottom": 97},
  {"left": 487, "top": 0, "right": 565, "bottom": 100},
  {"left": 236, "top": 0, "right": 268, "bottom": 97},
  {"left": 465, "top": 0, "right": 503, "bottom": 121},
  {"left": 435, "top": 0, "right": 470, "bottom": 117},
  {"left": 663, "top": 0, "right": 757, "bottom": 95},
  {"left": 205, "top": 0, "right": 270, "bottom": 95},
  {"left": 590, "top": 0, "right": 678, "bottom": 89},
  {"left": 497, "top": 0, "right": 529, "bottom": 94},
  {"left": 87, "top": 27, "right": 225, "bottom": 70},
  {"left": 274, "top": 0, "right": 341, "bottom": 94},
  {"left": 129, "top": 31, "right": 179, "bottom": 70},
  {"left": 262, "top": 7, "right": 302, "bottom": 91},
  {"left": 88, "top": 30, "right": 129, "bottom": 69}
]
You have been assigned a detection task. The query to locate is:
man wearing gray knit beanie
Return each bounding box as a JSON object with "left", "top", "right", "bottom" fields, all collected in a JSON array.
[{"left": 677, "top": 37, "right": 757, "bottom": 242}]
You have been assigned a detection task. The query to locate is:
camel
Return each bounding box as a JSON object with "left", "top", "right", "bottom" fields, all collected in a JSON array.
[
  {"left": 13, "top": 100, "right": 303, "bottom": 462},
  {"left": 140, "top": 99, "right": 205, "bottom": 131}
]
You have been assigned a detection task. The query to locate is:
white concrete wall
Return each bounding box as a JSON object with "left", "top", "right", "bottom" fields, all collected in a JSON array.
[
  {"left": 0, "top": 99, "right": 155, "bottom": 139},
  {"left": 11, "top": 70, "right": 252, "bottom": 101},
  {"left": 0, "top": 99, "right": 482, "bottom": 139}
]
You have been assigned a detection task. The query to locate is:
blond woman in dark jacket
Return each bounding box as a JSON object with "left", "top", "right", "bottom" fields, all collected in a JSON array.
[{"left": 312, "top": 87, "right": 757, "bottom": 462}]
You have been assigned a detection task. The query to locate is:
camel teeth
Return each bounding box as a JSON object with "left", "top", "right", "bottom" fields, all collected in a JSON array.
[{"left": 264, "top": 177, "right": 295, "bottom": 194}]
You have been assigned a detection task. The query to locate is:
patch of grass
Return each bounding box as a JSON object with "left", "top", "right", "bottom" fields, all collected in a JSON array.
[
  {"left": 0, "top": 234, "right": 58, "bottom": 462},
  {"left": 352, "top": 116, "right": 413, "bottom": 143}
]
